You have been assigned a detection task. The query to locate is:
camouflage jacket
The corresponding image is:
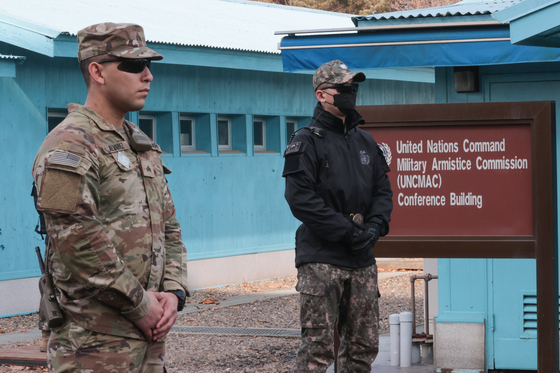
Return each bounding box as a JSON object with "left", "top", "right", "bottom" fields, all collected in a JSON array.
[{"left": 32, "top": 104, "right": 189, "bottom": 339}]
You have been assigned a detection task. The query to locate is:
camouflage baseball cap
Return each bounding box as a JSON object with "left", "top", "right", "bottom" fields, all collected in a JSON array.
[
  {"left": 313, "top": 60, "right": 365, "bottom": 91},
  {"left": 77, "top": 22, "right": 163, "bottom": 62}
]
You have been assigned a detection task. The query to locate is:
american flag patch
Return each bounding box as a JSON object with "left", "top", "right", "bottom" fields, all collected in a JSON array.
[{"left": 50, "top": 150, "right": 81, "bottom": 168}]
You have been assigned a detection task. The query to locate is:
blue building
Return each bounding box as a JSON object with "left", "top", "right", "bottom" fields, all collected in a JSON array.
[
  {"left": 0, "top": 0, "right": 435, "bottom": 317},
  {"left": 279, "top": 0, "right": 560, "bottom": 371}
]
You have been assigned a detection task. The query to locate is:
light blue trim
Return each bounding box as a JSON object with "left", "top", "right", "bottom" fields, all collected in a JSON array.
[
  {"left": 0, "top": 269, "right": 41, "bottom": 281},
  {"left": 436, "top": 312, "right": 486, "bottom": 323},
  {"left": 486, "top": 259, "right": 495, "bottom": 369},
  {"left": 171, "top": 111, "right": 181, "bottom": 157},
  {"left": 0, "top": 311, "right": 37, "bottom": 319},
  {"left": 52, "top": 35, "right": 285, "bottom": 72},
  {"left": 0, "top": 19, "right": 54, "bottom": 57},
  {"left": 127, "top": 111, "right": 139, "bottom": 125},
  {"left": 0, "top": 13, "right": 60, "bottom": 38},
  {"left": 187, "top": 245, "right": 294, "bottom": 261},
  {"left": 279, "top": 116, "right": 287, "bottom": 151},
  {"left": 145, "top": 45, "right": 284, "bottom": 72},
  {"left": 51, "top": 35, "right": 433, "bottom": 83},
  {"left": 210, "top": 114, "right": 218, "bottom": 156},
  {"left": 246, "top": 114, "right": 254, "bottom": 156},
  {"left": 53, "top": 36, "right": 76, "bottom": 58},
  {"left": 498, "top": 0, "right": 560, "bottom": 47},
  {"left": 217, "top": 153, "right": 247, "bottom": 157},
  {"left": 0, "top": 60, "right": 16, "bottom": 78},
  {"left": 492, "top": 0, "right": 559, "bottom": 23},
  {"left": 363, "top": 68, "right": 435, "bottom": 84},
  {"left": 179, "top": 152, "right": 212, "bottom": 157}
]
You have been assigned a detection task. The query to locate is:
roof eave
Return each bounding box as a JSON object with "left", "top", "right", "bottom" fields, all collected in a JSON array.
[
  {"left": 492, "top": 0, "right": 560, "bottom": 47},
  {"left": 0, "top": 19, "right": 58, "bottom": 57}
]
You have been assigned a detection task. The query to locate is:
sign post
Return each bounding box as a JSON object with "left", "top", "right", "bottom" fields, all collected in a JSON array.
[{"left": 358, "top": 101, "right": 557, "bottom": 372}]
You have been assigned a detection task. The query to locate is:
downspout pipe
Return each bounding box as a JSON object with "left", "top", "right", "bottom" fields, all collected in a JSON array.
[{"left": 410, "top": 273, "right": 438, "bottom": 337}]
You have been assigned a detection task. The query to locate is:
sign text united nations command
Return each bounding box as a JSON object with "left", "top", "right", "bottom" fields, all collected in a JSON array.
[{"left": 371, "top": 125, "right": 532, "bottom": 236}]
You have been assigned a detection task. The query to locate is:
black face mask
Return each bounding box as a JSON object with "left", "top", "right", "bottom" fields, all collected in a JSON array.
[
  {"left": 332, "top": 91, "right": 357, "bottom": 115},
  {"left": 321, "top": 83, "right": 358, "bottom": 115}
]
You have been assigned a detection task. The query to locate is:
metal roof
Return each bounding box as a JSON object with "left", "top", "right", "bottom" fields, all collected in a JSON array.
[
  {"left": 354, "top": 0, "right": 522, "bottom": 21},
  {"left": 0, "top": 54, "right": 25, "bottom": 60},
  {"left": 0, "top": 0, "right": 354, "bottom": 54}
]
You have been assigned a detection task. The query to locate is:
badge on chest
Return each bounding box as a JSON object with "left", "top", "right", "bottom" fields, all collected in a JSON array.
[
  {"left": 140, "top": 159, "right": 156, "bottom": 178},
  {"left": 117, "top": 151, "right": 130, "bottom": 170}
]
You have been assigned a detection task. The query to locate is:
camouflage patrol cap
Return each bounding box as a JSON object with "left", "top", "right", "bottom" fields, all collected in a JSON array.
[
  {"left": 77, "top": 22, "right": 163, "bottom": 62},
  {"left": 313, "top": 60, "right": 365, "bottom": 91}
]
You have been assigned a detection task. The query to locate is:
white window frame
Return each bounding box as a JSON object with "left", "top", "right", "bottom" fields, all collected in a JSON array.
[
  {"left": 139, "top": 114, "right": 156, "bottom": 140},
  {"left": 217, "top": 116, "right": 231, "bottom": 151},
  {"left": 286, "top": 119, "right": 297, "bottom": 144},
  {"left": 180, "top": 115, "right": 195, "bottom": 153},
  {"left": 47, "top": 110, "right": 67, "bottom": 133},
  {"left": 253, "top": 118, "right": 266, "bottom": 152}
]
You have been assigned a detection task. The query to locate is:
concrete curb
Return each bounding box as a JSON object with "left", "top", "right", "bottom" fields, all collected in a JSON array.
[
  {"left": 377, "top": 258, "right": 423, "bottom": 271},
  {"left": 0, "top": 329, "right": 41, "bottom": 345}
]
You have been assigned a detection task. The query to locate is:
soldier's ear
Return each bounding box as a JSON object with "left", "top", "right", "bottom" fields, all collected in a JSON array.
[
  {"left": 88, "top": 62, "right": 106, "bottom": 86},
  {"left": 316, "top": 89, "right": 326, "bottom": 103}
]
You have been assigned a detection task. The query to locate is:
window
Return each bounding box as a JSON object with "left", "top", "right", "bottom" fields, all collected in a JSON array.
[
  {"left": 218, "top": 117, "right": 231, "bottom": 151},
  {"left": 180, "top": 116, "right": 195, "bottom": 153},
  {"left": 139, "top": 115, "right": 156, "bottom": 140},
  {"left": 286, "top": 119, "right": 297, "bottom": 144},
  {"left": 47, "top": 110, "right": 68, "bottom": 133},
  {"left": 253, "top": 118, "right": 266, "bottom": 152}
]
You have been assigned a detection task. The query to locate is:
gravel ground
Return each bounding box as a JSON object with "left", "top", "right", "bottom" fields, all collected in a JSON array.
[{"left": 0, "top": 271, "right": 424, "bottom": 372}]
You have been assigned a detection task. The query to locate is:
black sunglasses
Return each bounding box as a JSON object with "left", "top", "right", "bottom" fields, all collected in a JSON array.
[
  {"left": 320, "top": 83, "right": 359, "bottom": 94},
  {"left": 98, "top": 58, "right": 151, "bottom": 74}
]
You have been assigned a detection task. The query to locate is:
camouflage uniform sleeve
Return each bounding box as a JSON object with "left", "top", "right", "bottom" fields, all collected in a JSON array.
[
  {"left": 161, "top": 180, "right": 190, "bottom": 296},
  {"left": 34, "top": 144, "right": 151, "bottom": 322}
]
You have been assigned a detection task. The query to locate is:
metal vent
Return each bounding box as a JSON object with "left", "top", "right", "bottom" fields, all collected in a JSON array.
[
  {"left": 522, "top": 294, "right": 560, "bottom": 338},
  {"left": 171, "top": 326, "right": 300, "bottom": 338},
  {"left": 523, "top": 294, "right": 537, "bottom": 337}
]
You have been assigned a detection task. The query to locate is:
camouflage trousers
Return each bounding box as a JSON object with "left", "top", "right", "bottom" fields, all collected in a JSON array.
[
  {"left": 47, "top": 321, "right": 165, "bottom": 373},
  {"left": 296, "top": 263, "right": 379, "bottom": 373}
]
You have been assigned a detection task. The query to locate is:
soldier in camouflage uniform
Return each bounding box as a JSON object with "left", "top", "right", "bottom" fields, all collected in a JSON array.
[
  {"left": 282, "top": 60, "right": 393, "bottom": 372},
  {"left": 32, "top": 23, "right": 189, "bottom": 372}
]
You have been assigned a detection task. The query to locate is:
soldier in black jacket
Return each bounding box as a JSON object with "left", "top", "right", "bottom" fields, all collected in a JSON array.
[{"left": 282, "top": 60, "right": 393, "bottom": 372}]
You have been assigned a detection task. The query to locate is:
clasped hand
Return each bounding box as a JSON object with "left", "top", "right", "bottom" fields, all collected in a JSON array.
[
  {"left": 134, "top": 291, "right": 179, "bottom": 342},
  {"left": 348, "top": 222, "right": 380, "bottom": 254}
]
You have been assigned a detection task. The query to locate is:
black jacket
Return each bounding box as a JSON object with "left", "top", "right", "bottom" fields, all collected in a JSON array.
[{"left": 282, "top": 103, "right": 393, "bottom": 268}]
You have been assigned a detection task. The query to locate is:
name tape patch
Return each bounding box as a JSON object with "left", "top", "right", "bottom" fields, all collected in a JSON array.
[{"left": 101, "top": 141, "right": 130, "bottom": 154}]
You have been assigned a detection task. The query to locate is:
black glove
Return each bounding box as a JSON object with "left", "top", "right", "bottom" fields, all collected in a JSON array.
[{"left": 348, "top": 223, "right": 380, "bottom": 255}]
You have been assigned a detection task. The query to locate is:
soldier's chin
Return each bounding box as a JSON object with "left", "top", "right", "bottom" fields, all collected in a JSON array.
[{"left": 127, "top": 101, "right": 146, "bottom": 113}]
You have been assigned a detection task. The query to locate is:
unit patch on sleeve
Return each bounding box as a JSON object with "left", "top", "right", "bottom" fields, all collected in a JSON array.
[
  {"left": 285, "top": 142, "right": 303, "bottom": 156},
  {"left": 282, "top": 142, "right": 307, "bottom": 177}
]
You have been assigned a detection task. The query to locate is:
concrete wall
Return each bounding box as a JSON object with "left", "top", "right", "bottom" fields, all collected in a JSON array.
[{"left": 0, "top": 249, "right": 298, "bottom": 318}]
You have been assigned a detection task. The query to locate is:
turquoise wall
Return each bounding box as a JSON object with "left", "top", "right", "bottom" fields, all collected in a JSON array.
[
  {"left": 435, "top": 61, "right": 560, "bottom": 370},
  {"left": 0, "top": 43, "right": 435, "bottom": 286}
]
